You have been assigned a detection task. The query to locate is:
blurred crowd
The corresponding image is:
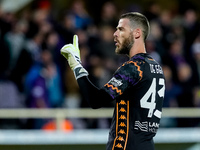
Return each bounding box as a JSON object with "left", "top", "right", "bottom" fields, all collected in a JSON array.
[{"left": 0, "top": 0, "right": 200, "bottom": 129}]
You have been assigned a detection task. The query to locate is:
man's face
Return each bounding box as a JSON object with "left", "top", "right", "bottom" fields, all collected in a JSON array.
[{"left": 113, "top": 18, "right": 134, "bottom": 55}]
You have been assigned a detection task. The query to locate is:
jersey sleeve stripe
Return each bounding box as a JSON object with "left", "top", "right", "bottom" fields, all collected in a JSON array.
[
  {"left": 105, "top": 83, "right": 123, "bottom": 95},
  {"left": 112, "top": 100, "right": 129, "bottom": 150},
  {"left": 123, "top": 101, "right": 129, "bottom": 150}
]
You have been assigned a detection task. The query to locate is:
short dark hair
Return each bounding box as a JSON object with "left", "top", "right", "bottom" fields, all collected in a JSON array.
[{"left": 120, "top": 12, "right": 150, "bottom": 41}]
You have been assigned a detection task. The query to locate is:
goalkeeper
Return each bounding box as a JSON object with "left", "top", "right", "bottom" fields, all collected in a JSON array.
[{"left": 61, "top": 12, "right": 165, "bottom": 150}]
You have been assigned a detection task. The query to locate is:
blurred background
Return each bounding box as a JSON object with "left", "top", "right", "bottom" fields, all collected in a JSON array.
[{"left": 0, "top": 0, "right": 200, "bottom": 150}]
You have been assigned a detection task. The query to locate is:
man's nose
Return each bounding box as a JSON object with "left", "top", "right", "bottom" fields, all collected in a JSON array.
[{"left": 113, "top": 30, "right": 118, "bottom": 37}]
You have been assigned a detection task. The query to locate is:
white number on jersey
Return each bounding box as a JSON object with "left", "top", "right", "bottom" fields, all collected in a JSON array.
[{"left": 140, "top": 78, "right": 165, "bottom": 118}]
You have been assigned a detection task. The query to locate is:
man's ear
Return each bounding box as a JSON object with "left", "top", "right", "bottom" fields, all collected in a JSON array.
[{"left": 133, "top": 28, "right": 141, "bottom": 39}]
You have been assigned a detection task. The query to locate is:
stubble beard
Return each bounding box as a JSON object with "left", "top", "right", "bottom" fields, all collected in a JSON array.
[{"left": 115, "top": 33, "right": 134, "bottom": 55}]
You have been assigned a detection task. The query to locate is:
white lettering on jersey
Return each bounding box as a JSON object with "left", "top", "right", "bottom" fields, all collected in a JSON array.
[
  {"left": 108, "top": 77, "right": 123, "bottom": 87},
  {"left": 149, "top": 64, "right": 163, "bottom": 74},
  {"left": 134, "top": 121, "right": 160, "bottom": 133}
]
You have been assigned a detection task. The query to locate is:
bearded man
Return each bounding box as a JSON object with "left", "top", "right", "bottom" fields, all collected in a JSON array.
[{"left": 61, "top": 12, "right": 165, "bottom": 150}]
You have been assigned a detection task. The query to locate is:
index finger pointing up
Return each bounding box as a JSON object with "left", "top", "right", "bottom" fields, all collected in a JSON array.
[{"left": 73, "top": 35, "right": 79, "bottom": 49}]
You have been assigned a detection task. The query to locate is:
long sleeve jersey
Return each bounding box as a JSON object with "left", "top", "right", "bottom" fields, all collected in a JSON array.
[{"left": 77, "top": 53, "right": 165, "bottom": 150}]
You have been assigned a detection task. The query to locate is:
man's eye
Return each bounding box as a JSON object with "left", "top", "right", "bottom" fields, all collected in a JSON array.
[
  {"left": 119, "top": 28, "right": 123, "bottom": 31},
  {"left": 116, "top": 27, "right": 124, "bottom": 32}
]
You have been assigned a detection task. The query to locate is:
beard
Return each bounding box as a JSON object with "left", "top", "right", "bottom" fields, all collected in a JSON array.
[{"left": 115, "top": 33, "right": 134, "bottom": 55}]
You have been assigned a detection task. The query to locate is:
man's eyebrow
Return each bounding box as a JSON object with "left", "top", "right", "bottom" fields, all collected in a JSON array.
[{"left": 116, "top": 26, "right": 124, "bottom": 30}]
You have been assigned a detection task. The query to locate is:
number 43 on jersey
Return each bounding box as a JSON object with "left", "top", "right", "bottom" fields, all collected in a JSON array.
[{"left": 140, "top": 78, "right": 165, "bottom": 118}]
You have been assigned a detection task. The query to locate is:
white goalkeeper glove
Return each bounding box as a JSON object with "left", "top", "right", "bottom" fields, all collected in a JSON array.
[{"left": 61, "top": 35, "right": 88, "bottom": 79}]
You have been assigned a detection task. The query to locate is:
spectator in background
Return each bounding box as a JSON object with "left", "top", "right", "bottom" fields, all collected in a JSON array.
[
  {"left": 69, "top": 0, "right": 92, "bottom": 30},
  {"left": 183, "top": 9, "right": 200, "bottom": 61},
  {"left": 146, "top": 38, "right": 162, "bottom": 64},
  {"left": 25, "top": 9, "right": 49, "bottom": 39},
  {"left": 163, "top": 38, "right": 186, "bottom": 82},
  {"left": 25, "top": 48, "right": 63, "bottom": 108},
  {"left": 43, "top": 31, "right": 64, "bottom": 71},
  {"left": 157, "top": 10, "right": 173, "bottom": 50},
  {"left": 14, "top": 31, "right": 45, "bottom": 93},
  {"left": 5, "top": 20, "right": 31, "bottom": 92},
  {"left": 0, "top": 11, "right": 15, "bottom": 38},
  {"left": 99, "top": 1, "right": 118, "bottom": 28},
  {"left": 148, "top": 20, "right": 166, "bottom": 58},
  {"left": 169, "top": 18, "right": 185, "bottom": 43},
  {"left": 25, "top": 32, "right": 44, "bottom": 63},
  {"left": 24, "top": 48, "right": 63, "bottom": 129},
  {"left": 4, "top": 20, "right": 28, "bottom": 71},
  {"left": 144, "top": 1, "right": 160, "bottom": 22}
]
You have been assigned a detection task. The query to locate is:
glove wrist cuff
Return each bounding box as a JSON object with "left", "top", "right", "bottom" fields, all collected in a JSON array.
[{"left": 73, "top": 64, "right": 89, "bottom": 80}]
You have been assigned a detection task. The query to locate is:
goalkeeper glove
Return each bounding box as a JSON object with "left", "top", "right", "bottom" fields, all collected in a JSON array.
[{"left": 61, "top": 35, "right": 88, "bottom": 79}]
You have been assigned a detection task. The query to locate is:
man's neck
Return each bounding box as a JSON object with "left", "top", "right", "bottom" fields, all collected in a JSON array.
[{"left": 129, "top": 40, "right": 146, "bottom": 58}]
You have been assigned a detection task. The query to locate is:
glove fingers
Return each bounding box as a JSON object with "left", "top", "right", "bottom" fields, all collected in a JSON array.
[
  {"left": 73, "top": 35, "right": 79, "bottom": 50},
  {"left": 61, "top": 44, "right": 74, "bottom": 53},
  {"left": 61, "top": 51, "right": 69, "bottom": 59}
]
